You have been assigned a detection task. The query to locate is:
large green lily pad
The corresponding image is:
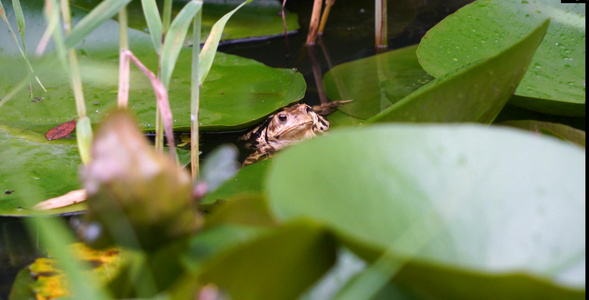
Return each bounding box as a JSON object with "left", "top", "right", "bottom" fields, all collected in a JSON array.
[
  {"left": 267, "top": 124, "right": 585, "bottom": 298},
  {"left": 71, "top": 0, "right": 299, "bottom": 44},
  {"left": 366, "top": 19, "right": 549, "bottom": 124},
  {"left": 201, "top": 159, "right": 271, "bottom": 205},
  {"left": 0, "top": 124, "right": 85, "bottom": 216},
  {"left": 497, "top": 120, "right": 585, "bottom": 148},
  {"left": 0, "top": 0, "right": 306, "bottom": 134},
  {"left": 197, "top": 220, "right": 336, "bottom": 300},
  {"left": 416, "top": 0, "right": 585, "bottom": 116},
  {"left": 323, "top": 45, "right": 433, "bottom": 120}
]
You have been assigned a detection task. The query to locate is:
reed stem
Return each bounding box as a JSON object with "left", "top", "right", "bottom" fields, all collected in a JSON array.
[
  {"left": 306, "top": 0, "right": 322, "bottom": 45},
  {"left": 190, "top": 2, "right": 203, "bottom": 180},
  {"left": 318, "top": 0, "right": 335, "bottom": 35},
  {"left": 375, "top": 0, "right": 388, "bottom": 50},
  {"left": 118, "top": 6, "right": 130, "bottom": 108},
  {"left": 154, "top": 0, "right": 173, "bottom": 153},
  {"left": 60, "top": 0, "right": 86, "bottom": 118}
]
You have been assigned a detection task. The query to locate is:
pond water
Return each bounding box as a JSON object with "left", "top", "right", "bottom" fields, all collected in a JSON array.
[{"left": 0, "top": 0, "right": 584, "bottom": 297}]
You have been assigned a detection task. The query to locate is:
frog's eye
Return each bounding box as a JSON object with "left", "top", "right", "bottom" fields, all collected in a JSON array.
[
  {"left": 278, "top": 113, "right": 287, "bottom": 123},
  {"left": 306, "top": 106, "right": 313, "bottom": 113}
]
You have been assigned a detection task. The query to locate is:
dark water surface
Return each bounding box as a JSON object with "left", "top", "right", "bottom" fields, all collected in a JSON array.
[{"left": 6, "top": 0, "right": 583, "bottom": 297}]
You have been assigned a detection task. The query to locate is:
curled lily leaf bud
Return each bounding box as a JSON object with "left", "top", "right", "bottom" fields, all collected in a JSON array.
[{"left": 81, "top": 109, "right": 202, "bottom": 250}]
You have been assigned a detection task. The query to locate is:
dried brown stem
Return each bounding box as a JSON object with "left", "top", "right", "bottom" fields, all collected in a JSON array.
[
  {"left": 306, "top": 0, "right": 323, "bottom": 45},
  {"left": 318, "top": 0, "right": 336, "bottom": 35}
]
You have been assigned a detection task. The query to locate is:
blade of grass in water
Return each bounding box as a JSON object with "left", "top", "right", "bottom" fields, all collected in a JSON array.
[
  {"left": 191, "top": 1, "right": 202, "bottom": 179},
  {"left": 60, "top": 0, "right": 93, "bottom": 164},
  {"left": 0, "top": 0, "right": 46, "bottom": 95},
  {"left": 153, "top": 0, "right": 173, "bottom": 153},
  {"left": 2, "top": 0, "right": 129, "bottom": 106},
  {"left": 64, "top": 0, "right": 131, "bottom": 49},
  {"left": 160, "top": 1, "right": 203, "bottom": 88},
  {"left": 189, "top": 0, "right": 251, "bottom": 177},
  {"left": 140, "top": 0, "right": 163, "bottom": 54},
  {"left": 199, "top": 0, "right": 253, "bottom": 85}
]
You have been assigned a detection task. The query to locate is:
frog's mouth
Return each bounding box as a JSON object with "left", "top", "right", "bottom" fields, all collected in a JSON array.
[{"left": 275, "top": 121, "right": 314, "bottom": 139}]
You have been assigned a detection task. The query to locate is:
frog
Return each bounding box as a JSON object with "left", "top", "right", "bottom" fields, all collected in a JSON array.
[{"left": 239, "top": 100, "right": 353, "bottom": 166}]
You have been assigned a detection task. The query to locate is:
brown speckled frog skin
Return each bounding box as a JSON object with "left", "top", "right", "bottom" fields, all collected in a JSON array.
[{"left": 239, "top": 100, "right": 353, "bottom": 166}]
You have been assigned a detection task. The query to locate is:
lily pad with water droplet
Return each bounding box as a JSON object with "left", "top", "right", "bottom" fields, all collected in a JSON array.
[{"left": 416, "top": 0, "right": 585, "bottom": 116}]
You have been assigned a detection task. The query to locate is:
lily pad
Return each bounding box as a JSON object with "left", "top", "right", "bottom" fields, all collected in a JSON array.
[
  {"left": 0, "top": 124, "right": 84, "bottom": 216},
  {"left": 416, "top": 0, "right": 585, "bottom": 116},
  {"left": 0, "top": 0, "right": 306, "bottom": 133},
  {"left": 198, "top": 220, "right": 336, "bottom": 300},
  {"left": 323, "top": 45, "right": 433, "bottom": 120},
  {"left": 180, "top": 223, "right": 271, "bottom": 274},
  {"left": 201, "top": 159, "right": 272, "bottom": 205},
  {"left": 496, "top": 120, "right": 585, "bottom": 148},
  {"left": 71, "top": 0, "right": 299, "bottom": 44},
  {"left": 367, "top": 19, "right": 549, "bottom": 124},
  {"left": 267, "top": 124, "right": 585, "bottom": 298}
]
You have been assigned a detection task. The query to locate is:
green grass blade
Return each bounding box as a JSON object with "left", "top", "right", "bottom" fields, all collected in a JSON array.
[
  {"left": 190, "top": 3, "right": 202, "bottom": 179},
  {"left": 140, "top": 0, "right": 162, "bottom": 53},
  {"left": 0, "top": 0, "right": 46, "bottom": 93},
  {"left": 46, "top": 0, "right": 68, "bottom": 73},
  {"left": 0, "top": 2, "right": 23, "bottom": 57},
  {"left": 11, "top": 0, "right": 25, "bottom": 46},
  {"left": 64, "top": 0, "right": 131, "bottom": 50},
  {"left": 199, "top": 0, "right": 252, "bottom": 85},
  {"left": 160, "top": 1, "right": 202, "bottom": 88},
  {"left": 162, "top": 0, "right": 172, "bottom": 33},
  {"left": 0, "top": 0, "right": 64, "bottom": 107}
]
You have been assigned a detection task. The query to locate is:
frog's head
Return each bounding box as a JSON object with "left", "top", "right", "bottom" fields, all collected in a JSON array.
[{"left": 266, "top": 103, "right": 329, "bottom": 141}]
